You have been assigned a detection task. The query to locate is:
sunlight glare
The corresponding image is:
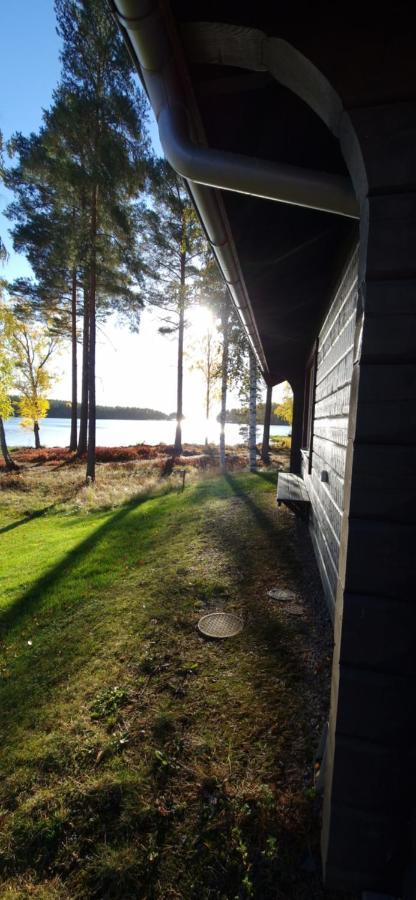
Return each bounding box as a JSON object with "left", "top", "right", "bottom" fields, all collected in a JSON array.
[{"left": 187, "top": 305, "right": 215, "bottom": 338}]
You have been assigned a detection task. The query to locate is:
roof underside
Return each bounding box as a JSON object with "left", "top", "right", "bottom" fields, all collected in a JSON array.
[
  {"left": 191, "top": 69, "right": 356, "bottom": 381},
  {"left": 189, "top": 65, "right": 355, "bottom": 382},
  {"left": 162, "top": 3, "right": 413, "bottom": 383}
]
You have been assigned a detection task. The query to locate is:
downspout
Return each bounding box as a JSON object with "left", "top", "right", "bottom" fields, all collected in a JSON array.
[
  {"left": 157, "top": 105, "right": 358, "bottom": 218},
  {"left": 112, "top": 0, "right": 359, "bottom": 376},
  {"left": 113, "top": 2, "right": 357, "bottom": 218},
  {"left": 112, "top": 0, "right": 270, "bottom": 374}
]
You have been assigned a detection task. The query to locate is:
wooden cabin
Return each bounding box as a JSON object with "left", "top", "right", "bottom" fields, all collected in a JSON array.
[{"left": 113, "top": 2, "right": 416, "bottom": 895}]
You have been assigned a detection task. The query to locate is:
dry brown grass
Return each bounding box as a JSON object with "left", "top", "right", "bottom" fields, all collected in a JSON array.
[{"left": 0, "top": 443, "right": 290, "bottom": 516}]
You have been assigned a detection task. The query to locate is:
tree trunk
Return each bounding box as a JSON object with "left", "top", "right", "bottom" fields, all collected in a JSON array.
[
  {"left": 174, "top": 251, "right": 186, "bottom": 455},
  {"left": 86, "top": 187, "right": 97, "bottom": 482},
  {"left": 77, "top": 287, "right": 89, "bottom": 455},
  {"left": 0, "top": 417, "right": 18, "bottom": 471},
  {"left": 69, "top": 267, "right": 78, "bottom": 451},
  {"left": 261, "top": 383, "right": 273, "bottom": 464},
  {"left": 219, "top": 300, "right": 230, "bottom": 472},
  {"left": 249, "top": 349, "right": 257, "bottom": 472},
  {"left": 205, "top": 336, "right": 210, "bottom": 448},
  {"left": 34, "top": 421, "right": 41, "bottom": 449}
]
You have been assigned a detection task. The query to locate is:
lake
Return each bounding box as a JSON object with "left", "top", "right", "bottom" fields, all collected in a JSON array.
[{"left": 4, "top": 417, "right": 291, "bottom": 449}]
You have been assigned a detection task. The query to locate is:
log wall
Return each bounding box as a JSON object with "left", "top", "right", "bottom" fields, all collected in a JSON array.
[{"left": 301, "top": 247, "right": 358, "bottom": 617}]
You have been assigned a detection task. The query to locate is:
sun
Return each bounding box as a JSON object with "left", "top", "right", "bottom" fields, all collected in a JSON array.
[{"left": 187, "top": 305, "right": 215, "bottom": 338}]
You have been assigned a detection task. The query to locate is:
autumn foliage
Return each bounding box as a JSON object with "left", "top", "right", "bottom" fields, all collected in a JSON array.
[{"left": 0, "top": 443, "right": 248, "bottom": 471}]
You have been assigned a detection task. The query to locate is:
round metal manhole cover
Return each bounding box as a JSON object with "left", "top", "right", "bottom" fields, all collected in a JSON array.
[{"left": 197, "top": 612, "right": 244, "bottom": 639}]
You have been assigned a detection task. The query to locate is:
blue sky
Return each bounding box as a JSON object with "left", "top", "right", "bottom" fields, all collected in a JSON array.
[
  {"left": 0, "top": 2, "right": 266, "bottom": 414},
  {"left": 0, "top": 1, "right": 62, "bottom": 279},
  {"left": 0, "top": 1, "right": 192, "bottom": 413},
  {"left": 0, "top": 0, "right": 162, "bottom": 281}
]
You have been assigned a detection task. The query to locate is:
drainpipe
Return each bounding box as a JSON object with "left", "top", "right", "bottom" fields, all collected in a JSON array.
[
  {"left": 113, "top": 1, "right": 357, "bottom": 219},
  {"left": 112, "top": 0, "right": 271, "bottom": 375},
  {"left": 157, "top": 105, "right": 358, "bottom": 218},
  {"left": 112, "top": 0, "right": 358, "bottom": 377}
]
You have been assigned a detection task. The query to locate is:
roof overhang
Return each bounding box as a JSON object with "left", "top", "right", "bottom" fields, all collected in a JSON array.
[{"left": 112, "top": 0, "right": 362, "bottom": 384}]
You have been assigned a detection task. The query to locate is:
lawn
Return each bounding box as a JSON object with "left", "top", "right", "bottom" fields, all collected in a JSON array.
[{"left": 0, "top": 462, "right": 350, "bottom": 899}]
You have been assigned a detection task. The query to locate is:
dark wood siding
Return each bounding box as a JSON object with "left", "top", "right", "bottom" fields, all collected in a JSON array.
[{"left": 301, "top": 247, "right": 358, "bottom": 616}]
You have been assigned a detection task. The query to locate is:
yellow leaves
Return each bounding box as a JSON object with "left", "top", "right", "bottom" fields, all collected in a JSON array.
[
  {"left": 0, "top": 303, "right": 56, "bottom": 425},
  {"left": 274, "top": 383, "right": 293, "bottom": 426},
  {"left": 274, "top": 397, "right": 293, "bottom": 426},
  {"left": 0, "top": 392, "right": 13, "bottom": 421},
  {"left": 18, "top": 396, "right": 50, "bottom": 425},
  {"left": 1, "top": 311, "right": 56, "bottom": 427},
  {"left": 0, "top": 304, "right": 16, "bottom": 420}
]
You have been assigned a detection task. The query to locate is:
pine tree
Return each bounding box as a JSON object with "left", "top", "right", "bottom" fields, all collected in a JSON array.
[
  {"left": 197, "top": 256, "right": 242, "bottom": 470},
  {"left": 0, "top": 136, "right": 17, "bottom": 469},
  {"left": 140, "top": 161, "right": 205, "bottom": 454},
  {"left": 0, "top": 131, "right": 9, "bottom": 264},
  {"left": 7, "top": 121, "right": 87, "bottom": 452},
  {"left": 6, "top": 131, "right": 81, "bottom": 451},
  {"left": 0, "top": 303, "right": 18, "bottom": 470},
  {"left": 248, "top": 350, "right": 257, "bottom": 472},
  {"left": 6, "top": 0, "right": 149, "bottom": 477},
  {"left": 55, "top": 0, "right": 149, "bottom": 480}
]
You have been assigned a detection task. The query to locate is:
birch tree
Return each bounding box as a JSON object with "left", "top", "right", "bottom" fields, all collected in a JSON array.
[
  {"left": 188, "top": 321, "right": 221, "bottom": 446},
  {"left": 12, "top": 319, "right": 57, "bottom": 449},
  {"left": 274, "top": 383, "right": 293, "bottom": 426},
  {"left": 261, "top": 383, "right": 273, "bottom": 464}
]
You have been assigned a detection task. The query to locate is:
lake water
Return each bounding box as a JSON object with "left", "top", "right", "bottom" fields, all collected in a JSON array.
[{"left": 4, "top": 417, "right": 291, "bottom": 449}]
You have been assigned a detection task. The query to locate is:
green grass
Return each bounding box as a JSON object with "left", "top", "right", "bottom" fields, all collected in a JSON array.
[{"left": 0, "top": 467, "right": 347, "bottom": 900}]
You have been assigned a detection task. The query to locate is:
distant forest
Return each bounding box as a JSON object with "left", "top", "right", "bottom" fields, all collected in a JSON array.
[
  {"left": 10, "top": 397, "right": 290, "bottom": 425},
  {"left": 224, "top": 403, "right": 289, "bottom": 426},
  {"left": 10, "top": 398, "right": 174, "bottom": 421}
]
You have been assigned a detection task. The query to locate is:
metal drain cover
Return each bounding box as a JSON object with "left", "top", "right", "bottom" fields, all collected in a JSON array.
[
  {"left": 268, "top": 588, "right": 297, "bottom": 602},
  {"left": 197, "top": 612, "right": 244, "bottom": 639}
]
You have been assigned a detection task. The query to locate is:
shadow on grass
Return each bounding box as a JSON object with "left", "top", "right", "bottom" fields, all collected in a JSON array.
[
  {"left": 0, "top": 504, "right": 59, "bottom": 535},
  {"left": 0, "top": 476, "right": 232, "bottom": 737},
  {"left": 223, "top": 473, "right": 278, "bottom": 537},
  {"left": 0, "top": 472, "right": 331, "bottom": 899},
  {"left": 0, "top": 488, "right": 82, "bottom": 536},
  {"left": 207, "top": 474, "right": 305, "bottom": 667},
  {"left": 0, "top": 490, "right": 159, "bottom": 638}
]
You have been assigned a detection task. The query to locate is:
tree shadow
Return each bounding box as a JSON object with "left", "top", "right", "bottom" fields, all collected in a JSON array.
[
  {"left": 0, "top": 478, "right": 226, "bottom": 744},
  {"left": 223, "top": 473, "right": 279, "bottom": 538},
  {"left": 203, "top": 476, "right": 305, "bottom": 659},
  {"left": 0, "top": 490, "right": 156, "bottom": 637},
  {"left": 0, "top": 490, "right": 81, "bottom": 536}
]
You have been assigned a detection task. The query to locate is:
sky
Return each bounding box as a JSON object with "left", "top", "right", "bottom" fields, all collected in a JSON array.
[{"left": 0, "top": 1, "right": 275, "bottom": 415}]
